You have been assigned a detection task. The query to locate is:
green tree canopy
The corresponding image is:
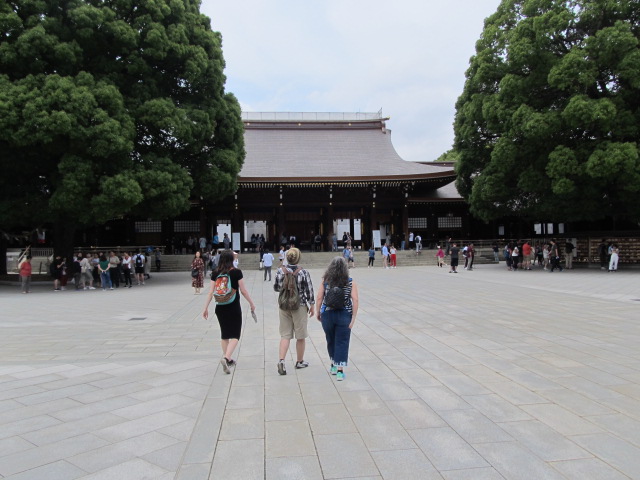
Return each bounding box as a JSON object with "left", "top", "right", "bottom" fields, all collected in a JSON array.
[
  {"left": 434, "top": 149, "right": 461, "bottom": 163},
  {"left": 0, "top": 0, "right": 244, "bottom": 254},
  {"left": 454, "top": 0, "right": 640, "bottom": 223}
]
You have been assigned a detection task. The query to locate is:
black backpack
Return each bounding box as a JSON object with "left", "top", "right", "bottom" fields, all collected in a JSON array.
[
  {"left": 135, "top": 254, "right": 143, "bottom": 267},
  {"left": 324, "top": 284, "right": 346, "bottom": 310}
]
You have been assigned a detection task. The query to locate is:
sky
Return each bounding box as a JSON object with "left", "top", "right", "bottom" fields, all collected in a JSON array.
[{"left": 200, "top": 0, "right": 502, "bottom": 163}]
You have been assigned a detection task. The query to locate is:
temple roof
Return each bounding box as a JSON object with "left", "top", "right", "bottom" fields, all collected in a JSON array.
[{"left": 238, "top": 114, "right": 454, "bottom": 183}]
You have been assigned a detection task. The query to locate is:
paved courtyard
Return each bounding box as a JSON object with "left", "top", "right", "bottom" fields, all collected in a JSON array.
[{"left": 1, "top": 262, "right": 639, "bottom": 479}]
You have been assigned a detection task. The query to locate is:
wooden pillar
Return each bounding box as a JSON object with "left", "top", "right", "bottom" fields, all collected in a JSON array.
[
  {"left": 209, "top": 211, "right": 218, "bottom": 243},
  {"left": 199, "top": 201, "right": 207, "bottom": 237},
  {"left": 232, "top": 200, "right": 243, "bottom": 249},
  {"left": 369, "top": 204, "right": 377, "bottom": 232},
  {"left": 278, "top": 204, "right": 285, "bottom": 246},
  {"left": 326, "top": 204, "right": 334, "bottom": 251},
  {"left": 162, "top": 219, "right": 173, "bottom": 253},
  {"left": 402, "top": 204, "right": 409, "bottom": 250}
]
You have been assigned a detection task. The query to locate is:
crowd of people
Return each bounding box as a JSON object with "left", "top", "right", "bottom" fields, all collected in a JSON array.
[{"left": 20, "top": 248, "right": 160, "bottom": 293}]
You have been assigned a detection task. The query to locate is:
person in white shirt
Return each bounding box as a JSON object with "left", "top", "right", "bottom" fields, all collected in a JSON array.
[
  {"left": 121, "top": 252, "right": 133, "bottom": 288},
  {"left": 278, "top": 247, "right": 285, "bottom": 265},
  {"left": 262, "top": 249, "right": 275, "bottom": 281},
  {"left": 80, "top": 254, "right": 95, "bottom": 289}
]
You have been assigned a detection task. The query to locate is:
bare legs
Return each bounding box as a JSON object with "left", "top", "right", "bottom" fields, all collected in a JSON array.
[
  {"left": 221, "top": 338, "right": 239, "bottom": 360},
  {"left": 279, "top": 338, "right": 305, "bottom": 362}
]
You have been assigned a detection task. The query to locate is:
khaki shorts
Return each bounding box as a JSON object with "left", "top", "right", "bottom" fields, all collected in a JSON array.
[{"left": 279, "top": 305, "right": 309, "bottom": 339}]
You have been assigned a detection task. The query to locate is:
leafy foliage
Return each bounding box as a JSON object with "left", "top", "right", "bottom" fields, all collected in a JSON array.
[
  {"left": 0, "top": 0, "right": 244, "bottom": 240},
  {"left": 454, "top": 0, "right": 640, "bottom": 222},
  {"left": 434, "top": 149, "right": 461, "bottom": 163}
]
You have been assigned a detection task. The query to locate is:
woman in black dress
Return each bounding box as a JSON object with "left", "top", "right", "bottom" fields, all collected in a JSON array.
[{"left": 202, "top": 250, "right": 256, "bottom": 374}]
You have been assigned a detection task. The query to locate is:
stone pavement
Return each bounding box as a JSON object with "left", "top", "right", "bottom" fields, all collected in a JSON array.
[{"left": 1, "top": 263, "right": 639, "bottom": 479}]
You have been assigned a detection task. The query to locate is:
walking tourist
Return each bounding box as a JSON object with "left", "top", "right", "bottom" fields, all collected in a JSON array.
[
  {"left": 467, "top": 243, "right": 475, "bottom": 271},
  {"left": 549, "top": 239, "right": 563, "bottom": 272},
  {"left": 20, "top": 256, "right": 32, "bottom": 294},
  {"left": 108, "top": 251, "right": 120, "bottom": 288},
  {"left": 51, "top": 255, "right": 62, "bottom": 291},
  {"left": 449, "top": 243, "right": 460, "bottom": 273},
  {"left": 98, "top": 254, "right": 113, "bottom": 290},
  {"left": 368, "top": 245, "right": 375, "bottom": 267},
  {"left": 609, "top": 245, "right": 619, "bottom": 272},
  {"left": 511, "top": 245, "right": 520, "bottom": 270},
  {"left": 262, "top": 248, "right": 275, "bottom": 281},
  {"left": 565, "top": 240, "right": 575, "bottom": 269},
  {"left": 121, "top": 252, "right": 132, "bottom": 287},
  {"left": 80, "top": 253, "right": 95, "bottom": 289},
  {"left": 203, "top": 250, "right": 256, "bottom": 374},
  {"left": 522, "top": 241, "right": 532, "bottom": 270},
  {"left": 316, "top": 256, "right": 359, "bottom": 381},
  {"left": 273, "top": 248, "right": 315, "bottom": 375},
  {"left": 389, "top": 244, "right": 397, "bottom": 268},
  {"left": 133, "top": 250, "right": 145, "bottom": 285},
  {"left": 381, "top": 243, "right": 389, "bottom": 269},
  {"left": 435, "top": 246, "right": 445, "bottom": 267},
  {"left": 542, "top": 243, "right": 550, "bottom": 270},
  {"left": 71, "top": 254, "right": 82, "bottom": 290},
  {"left": 191, "top": 251, "right": 205, "bottom": 294},
  {"left": 155, "top": 248, "right": 162, "bottom": 271},
  {"left": 598, "top": 239, "right": 608, "bottom": 270},
  {"left": 415, "top": 234, "right": 422, "bottom": 254}
]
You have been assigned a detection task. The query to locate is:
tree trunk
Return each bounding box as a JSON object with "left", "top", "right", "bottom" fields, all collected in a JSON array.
[
  {"left": 53, "top": 218, "right": 77, "bottom": 261},
  {"left": 0, "top": 235, "right": 8, "bottom": 275}
]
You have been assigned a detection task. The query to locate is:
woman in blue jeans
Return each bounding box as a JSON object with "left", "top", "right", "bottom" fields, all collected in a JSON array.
[
  {"left": 97, "top": 254, "right": 113, "bottom": 290},
  {"left": 316, "top": 257, "right": 359, "bottom": 381}
]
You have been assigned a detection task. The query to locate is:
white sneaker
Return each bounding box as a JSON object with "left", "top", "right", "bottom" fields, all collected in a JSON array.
[{"left": 89, "top": 286, "right": 96, "bottom": 290}]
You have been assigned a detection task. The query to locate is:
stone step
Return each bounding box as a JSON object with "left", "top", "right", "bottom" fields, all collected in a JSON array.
[{"left": 157, "top": 251, "right": 499, "bottom": 271}]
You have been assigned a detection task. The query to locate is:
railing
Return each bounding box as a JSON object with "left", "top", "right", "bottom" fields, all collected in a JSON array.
[
  {"left": 72, "top": 246, "right": 165, "bottom": 255},
  {"left": 241, "top": 111, "right": 384, "bottom": 122}
]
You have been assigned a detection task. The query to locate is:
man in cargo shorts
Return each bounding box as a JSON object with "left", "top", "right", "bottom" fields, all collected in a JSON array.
[{"left": 273, "top": 248, "right": 315, "bottom": 375}]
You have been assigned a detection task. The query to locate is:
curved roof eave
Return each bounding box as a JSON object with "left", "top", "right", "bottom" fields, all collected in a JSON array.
[
  {"left": 239, "top": 117, "right": 453, "bottom": 179},
  {"left": 238, "top": 172, "right": 456, "bottom": 184}
]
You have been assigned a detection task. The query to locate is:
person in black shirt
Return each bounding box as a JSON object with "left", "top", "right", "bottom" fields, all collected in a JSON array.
[{"left": 449, "top": 243, "right": 460, "bottom": 273}]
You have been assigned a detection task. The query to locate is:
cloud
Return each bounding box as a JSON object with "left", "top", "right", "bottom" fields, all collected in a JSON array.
[{"left": 201, "top": 0, "right": 501, "bottom": 161}]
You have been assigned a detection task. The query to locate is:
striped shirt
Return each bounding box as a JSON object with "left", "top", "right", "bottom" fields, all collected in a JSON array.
[{"left": 273, "top": 265, "right": 315, "bottom": 306}]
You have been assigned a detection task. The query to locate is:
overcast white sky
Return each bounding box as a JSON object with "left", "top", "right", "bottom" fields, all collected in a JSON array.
[{"left": 200, "top": 0, "right": 501, "bottom": 163}]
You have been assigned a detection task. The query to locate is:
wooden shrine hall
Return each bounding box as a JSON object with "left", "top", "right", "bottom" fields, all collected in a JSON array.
[{"left": 204, "top": 112, "right": 470, "bottom": 250}]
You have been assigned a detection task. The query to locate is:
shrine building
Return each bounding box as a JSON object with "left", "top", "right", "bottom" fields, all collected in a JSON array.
[
  {"left": 202, "top": 112, "right": 471, "bottom": 250},
  {"left": 122, "top": 112, "right": 486, "bottom": 251}
]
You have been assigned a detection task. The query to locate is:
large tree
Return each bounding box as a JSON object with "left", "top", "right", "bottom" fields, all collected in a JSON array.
[
  {"left": 454, "top": 0, "right": 640, "bottom": 224},
  {"left": 0, "top": 0, "right": 244, "bottom": 263}
]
